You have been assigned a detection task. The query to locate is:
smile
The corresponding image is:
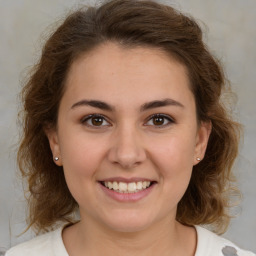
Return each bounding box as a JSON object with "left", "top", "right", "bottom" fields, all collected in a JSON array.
[{"left": 102, "top": 181, "right": 152, "bottom": 193}]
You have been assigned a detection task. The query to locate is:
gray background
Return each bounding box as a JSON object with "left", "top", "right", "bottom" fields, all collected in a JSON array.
[{"left": 0, "top": 0, "right": 255, "bottom": 253}]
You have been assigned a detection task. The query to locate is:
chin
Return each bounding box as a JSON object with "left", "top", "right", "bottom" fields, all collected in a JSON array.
[{"left": 101, "top": 210, "right": 154, "bottom": 233}]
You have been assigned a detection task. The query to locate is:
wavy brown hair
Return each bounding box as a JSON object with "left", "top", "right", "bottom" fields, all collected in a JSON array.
[{"left": 18, "top": 0, "right": 241, "bottom": 234}]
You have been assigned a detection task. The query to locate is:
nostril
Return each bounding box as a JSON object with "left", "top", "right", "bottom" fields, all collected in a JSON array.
[{"left": 107, "top": 137, "right": 147, "bottom": 169}]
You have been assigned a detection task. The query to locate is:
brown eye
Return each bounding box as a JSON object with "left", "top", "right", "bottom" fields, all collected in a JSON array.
[
  {"left": 145, "top": 114, "right": 174, "bottom": 127},
  {"left": 91, "top": 116, "right": 104, "bottom": 126},
  {"left": 82, "top": 114, "right": 110, "bottom": 127},
  {"left": 152, "top": 116, "right": 165, "bottom": 126}
]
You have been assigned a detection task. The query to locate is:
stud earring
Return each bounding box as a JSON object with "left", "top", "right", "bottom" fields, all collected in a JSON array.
[
  {"left": 54, "top": 157, "right": 59, "bottom": 161},
  {"left": 196, "top": 157, "right": 201, "bottom": 161}
]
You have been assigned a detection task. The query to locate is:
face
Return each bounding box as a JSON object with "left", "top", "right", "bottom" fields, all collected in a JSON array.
[{"left": 47, "top": 43, "right": 210, "bottom": 232}]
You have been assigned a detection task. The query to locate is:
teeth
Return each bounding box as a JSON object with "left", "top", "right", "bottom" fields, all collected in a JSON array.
[
  {"left": 113, "top": 181, "right": 118, "bottom": 191},
  {"left": 103, "top": 181, "right": 151, "bottom": 193},
  {"left": 136, "top": 181, "right": 143, "bottom": 190},
  {"left": 107, "top": 181, "right": 113, "bottom": 189},
  {"left": 128, "top": 182, "right": 136, "bottom": 192},
  {"left": 119, "top": 182, "right": 128, "bottom": 192}
]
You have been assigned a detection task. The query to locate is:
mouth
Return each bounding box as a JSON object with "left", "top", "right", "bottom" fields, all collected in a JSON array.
[{"left": 99, "top": 180, "right": 157, "bottom": 194}]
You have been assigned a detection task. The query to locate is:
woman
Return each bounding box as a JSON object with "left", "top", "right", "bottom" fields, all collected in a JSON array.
[{"left": 6, "top": 0, "right": 255, "bottom": 255}]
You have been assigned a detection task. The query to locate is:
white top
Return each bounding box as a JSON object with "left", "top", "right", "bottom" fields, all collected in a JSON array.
[{"left": 6, "top": 225, "right": 256, "bottom": 256}]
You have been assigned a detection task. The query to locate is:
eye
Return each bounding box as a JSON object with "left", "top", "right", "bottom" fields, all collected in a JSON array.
[
  {"left": 81, "top": 114, "right": 111, "bottom": 127},
  {"left": 145, "top": 114, "right": 174, "bottom": 127}
]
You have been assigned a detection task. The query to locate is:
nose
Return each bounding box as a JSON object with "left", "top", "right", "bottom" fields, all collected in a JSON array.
[{"left": 107, "top": 124, "right": 147, "bottom": 169}]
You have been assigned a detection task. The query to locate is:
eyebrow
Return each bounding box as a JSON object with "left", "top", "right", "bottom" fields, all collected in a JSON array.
[
  {"left": 70, "top": 98, "right": 184, "bottom": 112},
  {"left": 71, "top": 100, "right": 115, "bottom": 111},
  {"left": 140, "top": 98, "right": 184, "bottom": 111}
]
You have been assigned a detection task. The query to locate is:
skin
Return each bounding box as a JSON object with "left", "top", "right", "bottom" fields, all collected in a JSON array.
[{"left": 47, "top": 42, "right": 211, "bottom": 256}]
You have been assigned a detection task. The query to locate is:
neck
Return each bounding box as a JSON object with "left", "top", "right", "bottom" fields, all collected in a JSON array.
[{"left": 63, "top": 215, "right": 197, "bottom": 256}]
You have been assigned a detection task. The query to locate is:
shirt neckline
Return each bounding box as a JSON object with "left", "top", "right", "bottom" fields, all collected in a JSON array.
[{"left": 56, "top": 225, "right": 205, "bottom": 256}]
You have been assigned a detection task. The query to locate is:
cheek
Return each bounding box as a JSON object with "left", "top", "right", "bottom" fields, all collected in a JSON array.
[
  {"left": 59, "top": 136, "right": 107, "bottom": 206},
  {"left": 150, "top": 132, "right": 196, "bottom": 173},
  {"left": 150, "top": 131, "right": 196, "bottom": 191},
  {"left": 59, "top": 135, "right": 105, "bottom": 184}
]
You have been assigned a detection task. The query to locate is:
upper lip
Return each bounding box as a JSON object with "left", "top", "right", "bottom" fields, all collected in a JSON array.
[{"left": 98, "top": 177, "right": 156, "bottom": 183}]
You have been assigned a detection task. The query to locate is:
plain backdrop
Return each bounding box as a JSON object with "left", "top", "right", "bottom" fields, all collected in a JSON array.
[{"left": 0, "top": 0, "right": 255, "bottom": 253}]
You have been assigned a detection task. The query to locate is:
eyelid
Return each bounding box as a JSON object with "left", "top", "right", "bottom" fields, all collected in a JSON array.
[
  {"left": 81, "top": 114, "right": 112, "bottom": 127},
  {"left": 80, "top": 113, "right": 175, "bottom": 128},
  {"left": 144, "top": 113, "right": 175, "bottom": 127}
]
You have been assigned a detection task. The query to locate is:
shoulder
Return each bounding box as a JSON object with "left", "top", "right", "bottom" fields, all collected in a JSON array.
[
  {"left": 5, "top": 232, "right": 54, "bottom": 256},
  {"left": 5, "top": 227, "right": 68, "bottom": 256},
  {"left": 195, "top": 225, "right": 256, "bottom": 256}
]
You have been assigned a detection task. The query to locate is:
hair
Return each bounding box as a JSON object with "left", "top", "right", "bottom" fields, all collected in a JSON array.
[{"left": 18, "top": 0, "right": 241, "bottom": 234}]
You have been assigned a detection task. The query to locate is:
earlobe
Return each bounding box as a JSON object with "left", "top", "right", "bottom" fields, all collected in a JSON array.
[
  {"left": 193, "top": 121, "right": 212, "bottom": 165},
  {"left": 44, "top": 127, "right": 62, "bottom": 166}
]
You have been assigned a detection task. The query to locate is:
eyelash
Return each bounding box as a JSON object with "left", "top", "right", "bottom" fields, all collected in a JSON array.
[
  {"left": 81, "top": 113, "right": 175, "bottom": 128},
  {"left": 145, "top": 113, "right": 175, "bottom": 128},
  {"left": 81, "top": 114, "right": 110, "bottom": 128}
]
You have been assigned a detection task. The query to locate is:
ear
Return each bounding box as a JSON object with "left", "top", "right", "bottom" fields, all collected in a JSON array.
[
  {"left": 44, "top": 127, "right": 62, "bottom": 166},
  {"left": 193, "top": 121, "right": 212, "bottom": 165}
]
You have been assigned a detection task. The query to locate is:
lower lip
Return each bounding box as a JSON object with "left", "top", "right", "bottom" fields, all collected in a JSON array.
[{"left": 99, "top": 182, "right": 156, "bottom": 202}]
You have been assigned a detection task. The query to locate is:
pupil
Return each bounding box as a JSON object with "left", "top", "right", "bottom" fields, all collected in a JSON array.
[
  {"left": 92, "top": 117, "right": 103, "bottom": 126},
  {"left": 153, "top": 117, "right": 164, "bottom": 125}
]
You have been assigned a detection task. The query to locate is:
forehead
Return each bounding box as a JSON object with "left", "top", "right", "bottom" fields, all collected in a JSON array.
[
  {"left": 63, "top": 42, "right": 194, "bottom": 109},
  {"left": 68, "top": 43, "right": 189, "bottom": 82}
]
